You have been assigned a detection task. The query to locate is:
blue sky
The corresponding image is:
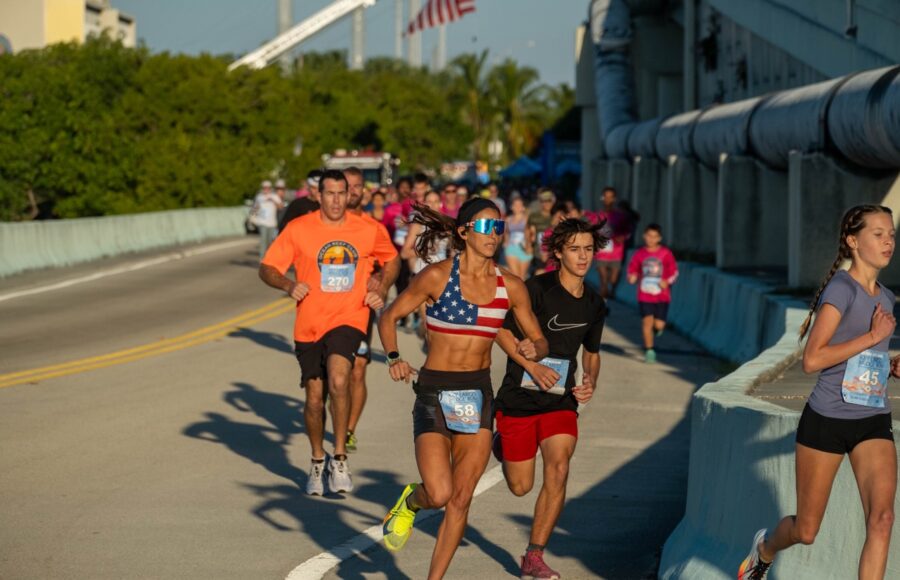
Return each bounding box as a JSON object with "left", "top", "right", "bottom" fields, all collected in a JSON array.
[{"left": 113, "top": 0, "right": 590, "bottom": 87}]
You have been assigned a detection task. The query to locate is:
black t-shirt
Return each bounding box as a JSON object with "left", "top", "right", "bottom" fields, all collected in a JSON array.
[
  {"left": 496, "top": 271, "right": 606, "bottom": 416},
  {"left": 279, "top": 197, "right": 320, "bottom": 232}
]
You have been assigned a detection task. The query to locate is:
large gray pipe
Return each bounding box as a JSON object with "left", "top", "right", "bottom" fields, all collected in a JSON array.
[
  {"left": 655, "top": 109, "right": 703, "bottom": 160},
  {"left": 747, "top": 77, "right": 845, "bottom": 169},
  {"left": 828, "top": 66, "right": 900, "bottom": 169},
  {"left": 691, "top": 96, "right": 765, "bottom": 167},
  {"left": 590, "top": 3, "right": 900, "bottom": 171},
  {"left": 592, "top": 0, "right": 637, "bottom": 159}
]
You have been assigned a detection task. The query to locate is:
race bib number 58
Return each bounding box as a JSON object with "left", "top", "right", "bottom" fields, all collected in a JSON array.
[{"left": 438, "top": 390, "right": 483, "bottom": 434}]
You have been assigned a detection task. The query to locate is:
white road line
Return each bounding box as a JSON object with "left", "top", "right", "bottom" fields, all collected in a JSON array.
[
  {"left": 285, "top": 464, "right": 506, "bottom": 580},
  {"left": 0, "top": 239, "right": 253, "bottom": 304}
]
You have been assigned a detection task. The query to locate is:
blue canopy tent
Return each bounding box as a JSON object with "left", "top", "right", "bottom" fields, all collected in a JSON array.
[
  {"left": 499, "top": 156, "right": 542, "bottom": 178},
  {"left": 554, "top": 158, "right": 582, "bottom": 178}
]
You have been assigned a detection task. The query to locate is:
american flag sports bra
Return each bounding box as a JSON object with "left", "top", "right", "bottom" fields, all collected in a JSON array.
[{"left": 425, "top": 254, "right": 510, "bottom": 339}]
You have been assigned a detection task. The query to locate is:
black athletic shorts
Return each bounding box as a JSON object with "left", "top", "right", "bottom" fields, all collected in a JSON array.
[
  {"left": 796, "top": 403, "right": 894, "bottom": 455},
  {"left": 412, "top": 368, "right": 493, "bottom": 439},
  {"left": 638, "top": 301, "right": 669, "bottom": 322},
  {"left": 355, "top": 310, "right": 376, "bottom": 363},
  {"left": 294, "top": 325, "right": 365, "bottom": 384}
]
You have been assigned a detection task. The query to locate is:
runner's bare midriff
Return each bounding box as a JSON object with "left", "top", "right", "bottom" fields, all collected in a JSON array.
[{"left": 422, "top": 333, "right": 494, "bottom": 371}]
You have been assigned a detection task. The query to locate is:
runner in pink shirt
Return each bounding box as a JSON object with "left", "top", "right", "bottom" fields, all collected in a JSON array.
[
  {"left": 590, "top": 187, "right": 629, "bottom": 299},
  {"left": 627, "top": 223, "right": 678, "bottom": 364}
]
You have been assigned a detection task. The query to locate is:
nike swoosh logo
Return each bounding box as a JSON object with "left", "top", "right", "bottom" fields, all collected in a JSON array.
[{"left": 547, "top": 314, "right": 588, "bottom": 332}]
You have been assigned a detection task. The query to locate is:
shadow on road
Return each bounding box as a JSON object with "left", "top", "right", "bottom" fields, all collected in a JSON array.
[
  {"left": 228, "top": 327, "right": 294, "bottom": 354},
  {"left": 224, "top": 382, "right": 304, "bottom": 435},
  {"left": 243, "top": 482, "right": 410, "bottom": 579},
  {"left": 183, "top": 382, "right": 409, "bottom": 575},
  {"left": 183, "top": 412, "right": 305, "bottom": 483}
]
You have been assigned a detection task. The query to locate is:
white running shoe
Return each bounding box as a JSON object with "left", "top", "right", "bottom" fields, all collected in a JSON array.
[
  {"left": 328, "top": 456, "right": 354, "bottom": 493},
  {"left": 306, "top": 458, "right": 326, "bottom": 496},
  {"left": 737, "top": 528, "right": 772, "bottom": 580}
]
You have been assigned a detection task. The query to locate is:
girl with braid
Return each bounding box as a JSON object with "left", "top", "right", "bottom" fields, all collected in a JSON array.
[{"left": 739, "top": 205, "right": 899, "bottom": 580}]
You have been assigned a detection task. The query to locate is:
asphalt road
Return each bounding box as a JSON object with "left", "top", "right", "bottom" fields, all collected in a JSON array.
[{"left": 0, "top": 238, "right": 722, "bottom": 579}]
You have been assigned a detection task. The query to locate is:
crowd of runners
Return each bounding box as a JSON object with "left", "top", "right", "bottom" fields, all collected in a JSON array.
[{"left": 256, "top": 167, "right": 899, "bottom": 580}]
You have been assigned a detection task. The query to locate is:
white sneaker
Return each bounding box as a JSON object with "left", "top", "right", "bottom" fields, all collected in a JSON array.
[
  {"left": 306, "top": 458, "right": 326, "bottom": 496},
  {"left": 328, "top": 456, "right": 354, "bottom": 493}
]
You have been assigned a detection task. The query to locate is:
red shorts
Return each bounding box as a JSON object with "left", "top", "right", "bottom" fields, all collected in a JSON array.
[{"left": 495, "top": 410, "right": 578, "bottom": 462}]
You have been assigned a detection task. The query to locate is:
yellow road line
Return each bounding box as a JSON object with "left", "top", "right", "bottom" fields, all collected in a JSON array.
[
  {"left": 0, "top": 299, "right": 295, "bottom": 389},
  {"left": 0, "top": 299, "right": 291, "bottom": 381}
]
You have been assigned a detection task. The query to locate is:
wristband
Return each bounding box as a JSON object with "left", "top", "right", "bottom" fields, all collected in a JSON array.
[{"left": 387, "top": 351, "right": 401, "bottom": 366}]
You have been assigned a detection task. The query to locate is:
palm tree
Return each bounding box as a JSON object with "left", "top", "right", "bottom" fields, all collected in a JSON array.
[
  {"left": 485, "top": 59, "right": 547, "bottom": 164},
  {"left": 449, "top": 50, "right": 489, "bottom": 159}
]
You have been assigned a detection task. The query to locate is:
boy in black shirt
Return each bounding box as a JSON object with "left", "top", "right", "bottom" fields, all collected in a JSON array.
[{"left": 495, "top": 218, "right": 608, "bottom": 580}]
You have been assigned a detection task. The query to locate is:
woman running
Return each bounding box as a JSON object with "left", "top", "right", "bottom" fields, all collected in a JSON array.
[
  {"left": 504, "top": 195, "right": 533, "bottom": 279},
  {"left": 378, "top": 197, "right": 549, "bottom": 579},
  {"left": 739, "top": 205, "right": 898, "bottom": 580}
]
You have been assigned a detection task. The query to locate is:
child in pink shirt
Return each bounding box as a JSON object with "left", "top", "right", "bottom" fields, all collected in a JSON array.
[{"left": 627, "top": 223, "right": 678, "bottom": 364}]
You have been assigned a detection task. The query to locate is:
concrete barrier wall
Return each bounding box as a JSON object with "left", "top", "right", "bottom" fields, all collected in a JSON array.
[
  {"left": 0, "top": 207, "right": 246, "bottom": 277},
  {"left": 666, "top": 157, "right": 717, "bottom": 257},
  {"left": 614, "top": 260, "right": 796, "bottom": 362},
  {"left": 789, "top": 152, "right": 900, "bottom": 287},
  {"left": 716, "top": 155, "right": 788, "bottom": 269},
  {"left": 630, "top": 156, "right": 665, "bottom": 237},
  {"left": 616, "top": 258, "right": 900, "bottom": 578}
]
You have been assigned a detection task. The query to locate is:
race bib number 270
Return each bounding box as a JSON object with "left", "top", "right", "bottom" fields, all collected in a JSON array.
[{"left": 321, "top": 264, "right": 354, "bottom": 292}]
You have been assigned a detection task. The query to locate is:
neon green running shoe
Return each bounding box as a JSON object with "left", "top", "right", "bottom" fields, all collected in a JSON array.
[
  {"left": 383, "top": 483, "right": 419, "bottom": 552},
  {"left": 346, "top": 432, "right": 358, "bottom": 453}
]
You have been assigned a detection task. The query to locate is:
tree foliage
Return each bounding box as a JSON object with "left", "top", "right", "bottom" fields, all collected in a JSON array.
[{"left": 0, "top": 38, "right": 571, "bottom": 220}]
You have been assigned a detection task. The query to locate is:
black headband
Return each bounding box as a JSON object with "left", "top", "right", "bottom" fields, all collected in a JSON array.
[{"left": 456, "top": 198, "right": 500, "bottom": 227}]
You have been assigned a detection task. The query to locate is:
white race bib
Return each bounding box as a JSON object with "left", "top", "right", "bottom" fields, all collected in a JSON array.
[
  {"left": 640, "top": 276, "right": 662, "bottom": 295},
  {"left": 521, "top": 357, "right": 570, "bottom": 396},
  {"left": 842, "top": 349, "right": 890, "bottom": 408}
]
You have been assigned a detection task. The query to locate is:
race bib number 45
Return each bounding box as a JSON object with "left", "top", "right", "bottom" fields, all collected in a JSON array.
[
  {"left": 842, "top": 349, "right": 890, "bottom": 408},
  {"left": 438, "top": 389, "right": 483, "bottom": 434}
]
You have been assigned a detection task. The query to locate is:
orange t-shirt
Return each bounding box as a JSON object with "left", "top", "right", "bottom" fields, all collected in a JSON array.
[{"left": 263, "top": 211, "right": 398, "bottom": 342}]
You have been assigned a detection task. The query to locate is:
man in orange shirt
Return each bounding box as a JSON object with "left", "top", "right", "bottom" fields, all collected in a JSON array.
[{"left": 259, "top": 169, "right": 400, "bottom": 495}]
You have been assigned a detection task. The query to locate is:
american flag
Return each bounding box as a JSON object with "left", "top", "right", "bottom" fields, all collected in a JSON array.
[
  {"left": 425, "top": 261, "right": 510, "bottom": 339},
  {"left": 407, "top": 0, "right": 476, "bottom": 36}
]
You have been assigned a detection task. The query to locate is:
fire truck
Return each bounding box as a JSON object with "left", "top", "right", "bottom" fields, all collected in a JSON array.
[{"left": 322, "top": 150, "right": 399, "bottom": 186}]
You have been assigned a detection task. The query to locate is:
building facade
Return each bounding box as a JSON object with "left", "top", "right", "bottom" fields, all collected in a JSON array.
[{"left": 0, "top": 0, "right": 135, "bottom": 54}]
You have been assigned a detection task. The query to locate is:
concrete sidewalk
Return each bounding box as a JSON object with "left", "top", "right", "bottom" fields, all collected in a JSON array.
[{"left": 323, "top": 302, "right": 724, "bottom": 579}]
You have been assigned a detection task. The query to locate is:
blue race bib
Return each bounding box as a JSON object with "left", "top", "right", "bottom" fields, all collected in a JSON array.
[
  {"left": 320, "top": 263, "right": 355, "bottom": 292},
  {"left": 842, "top": 349, "right": 890, "bottom": 408},
  {"left": 438, "top": 390, "right": 483, "bottom": 434},
  {"left": 521, "top": 357, "right": 570, "bottom": 396}
]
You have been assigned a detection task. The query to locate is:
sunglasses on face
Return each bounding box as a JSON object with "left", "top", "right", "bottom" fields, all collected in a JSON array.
[{"left": 466, "top": 218, "right": 506, "bottom": 235}]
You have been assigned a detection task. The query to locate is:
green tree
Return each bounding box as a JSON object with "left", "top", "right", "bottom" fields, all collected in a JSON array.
[
  {"left": 449, "top": 50, "right": 490, "bottom": 160},
  {"left": 0, "top": 42, "right": 570, "bottom": 221},
  {"left": 485, "top": 58, "right": 547, "bottom": 164}
]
